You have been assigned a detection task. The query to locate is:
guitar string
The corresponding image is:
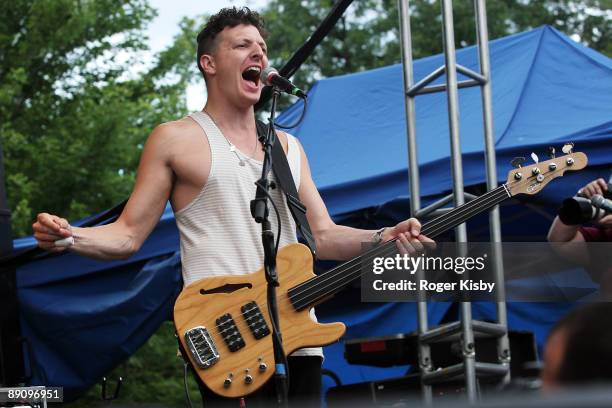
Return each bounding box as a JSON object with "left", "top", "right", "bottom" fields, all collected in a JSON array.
[
  {"left": 289, "top": 186, "right": 508, "bottom": 300},
  {"left": 289, "top": 185, "right": 511, "bottom": 309},
  {"left": 291, "top": 186, "right": 510, "bottom": 308},
  {"left": 195, "top": 186, "right": 510, "bottom": 346},
  {"left": 422, "top": 185, "right": 510, "bottom": 237},
  {"left": 290, "top": 184, "right": 507, "bottom": 303}
]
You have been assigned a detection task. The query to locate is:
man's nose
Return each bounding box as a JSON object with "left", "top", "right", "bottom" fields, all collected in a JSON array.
[{"left": 251, "top": 44, "right": 264, "bottom": 59}]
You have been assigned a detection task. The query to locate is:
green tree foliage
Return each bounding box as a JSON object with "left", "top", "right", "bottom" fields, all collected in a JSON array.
[
  {"left": 63, "top": 322, "right": 200, "bottom": 408},
  {"left": 0, "top": 0, "right": 193, "bottom": 237},
  {"left": 261, "top": 0, "right": 611, "bottom": 92}
]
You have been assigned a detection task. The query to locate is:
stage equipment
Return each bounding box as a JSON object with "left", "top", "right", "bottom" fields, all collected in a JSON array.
[
  {"left": 398, "top": 0, "right": 506, "bottom": 402},
  {"left": 329, "top": 331, "right": 538, "bottom": 406},
  {"left": 173, "top": 150, "right": 586, "bottom": 398},
  {"left": 260, "top": 67, "right": 306, "bottom": 99},
  {"left": 344, "top": 330, "right": 537, "bottom": 378}
]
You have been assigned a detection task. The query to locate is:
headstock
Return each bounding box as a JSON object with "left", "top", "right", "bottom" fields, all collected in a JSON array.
[{"left": 505, "top": 145, "right": 587, "bottom": 196}]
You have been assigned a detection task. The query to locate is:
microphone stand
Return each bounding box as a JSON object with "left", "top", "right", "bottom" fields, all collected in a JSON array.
[{"left": 250, "top": 87, "right": 289, "bottom": 408}]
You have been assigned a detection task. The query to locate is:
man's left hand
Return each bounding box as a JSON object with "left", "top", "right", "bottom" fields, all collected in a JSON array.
[{"left": 383, "top": 218, "right": 435, "bottom": 255}]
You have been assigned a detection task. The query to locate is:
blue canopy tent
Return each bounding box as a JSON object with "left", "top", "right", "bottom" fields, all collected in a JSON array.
[{"left": 13, "top": 26, "right": 611, "bottom": 398}]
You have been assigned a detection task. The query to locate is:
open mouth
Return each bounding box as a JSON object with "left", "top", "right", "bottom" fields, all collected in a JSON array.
[{"left": 242, "top": 66, "right": 261, "bottom": 87}]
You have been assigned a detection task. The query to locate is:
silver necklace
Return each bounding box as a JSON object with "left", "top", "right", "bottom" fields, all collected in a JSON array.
[{"left": 203, "top": 109, "right": 258, "bottom": 167}]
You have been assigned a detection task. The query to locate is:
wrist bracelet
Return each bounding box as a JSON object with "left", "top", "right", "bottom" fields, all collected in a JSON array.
[
  {"left": 54, "top": 236, "right": 74, "bottom": 248},
  {"left": 371, "top": 227, "right": 386, "bottom": 246}
]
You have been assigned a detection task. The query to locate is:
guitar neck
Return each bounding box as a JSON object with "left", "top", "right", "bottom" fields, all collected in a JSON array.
[{"left": 288, "top": 184, "right": 512, "bottom": 310}]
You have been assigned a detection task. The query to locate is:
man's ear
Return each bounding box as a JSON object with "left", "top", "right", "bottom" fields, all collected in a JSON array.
[{"left": 200, "top": 54, "right": 216, "bottom": 77}]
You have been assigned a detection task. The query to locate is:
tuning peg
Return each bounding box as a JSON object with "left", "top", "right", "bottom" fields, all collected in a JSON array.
[
  {"left": 561, "top": 142, "right": 574, "bottom": 154},
  {"left": 531, "top": 152, "right": 539, "bottom": 163},
  {"left": 511, "top": 157, "right": 526, "bottom": 169},
  {"left": 547, "top": 146, "right": 556, "bottom": 159}
]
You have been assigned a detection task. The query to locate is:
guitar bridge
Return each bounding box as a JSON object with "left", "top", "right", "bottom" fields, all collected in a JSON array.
[
  {"left": 241, "top": 301, "right": 271, "bottom": 340},
  {"left": 185, "top": 326, "right": 220, "bottom": 369}
]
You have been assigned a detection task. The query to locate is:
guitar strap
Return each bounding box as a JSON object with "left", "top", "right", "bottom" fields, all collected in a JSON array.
[{"left": 255, "top": 120, "right": 317, "bottom": 257}]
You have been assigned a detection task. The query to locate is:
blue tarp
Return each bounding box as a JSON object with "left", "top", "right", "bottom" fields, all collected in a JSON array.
[
  {"left": 280, "top": 25, "right": 611, "bottom": 215},
  {"left": 13, "top": 26, "right": 612, "bottom": 398}
]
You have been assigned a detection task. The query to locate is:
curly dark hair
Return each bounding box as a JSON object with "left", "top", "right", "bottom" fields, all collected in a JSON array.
[{"left": 196, "top": 7, "right": 268, "bottom": 77}]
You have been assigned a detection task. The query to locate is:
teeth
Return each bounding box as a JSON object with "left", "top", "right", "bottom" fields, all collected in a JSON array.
[{"left": 245, "top": 66, "right": 260, "bottom": 73}]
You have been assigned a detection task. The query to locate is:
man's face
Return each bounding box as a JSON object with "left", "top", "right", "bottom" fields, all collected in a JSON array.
[{"left": 202, "top": 24, "right": 268, "bottom": 108}]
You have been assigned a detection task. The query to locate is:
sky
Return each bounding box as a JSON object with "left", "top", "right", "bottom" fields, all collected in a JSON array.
[{"left": 146, "top": 0, "right": 270, "bottom": 110}]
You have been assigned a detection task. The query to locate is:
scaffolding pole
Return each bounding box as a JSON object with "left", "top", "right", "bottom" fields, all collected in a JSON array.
[{"left": 397, "top": 0, "right": 510, "bottom": 403}]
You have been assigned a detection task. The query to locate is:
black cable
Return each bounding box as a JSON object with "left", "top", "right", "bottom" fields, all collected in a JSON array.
[
  {"left": 268, "top": 300, "right": 291, "bottom": 391},
  {"left": 183, "top": 362, "right": 195, "bottom": 408},
  {"left": 254, "top": 179, "right": 283, "bottom": 253},
  {"left": 254, "top": 127, "right": 290, "bottom": 392},
  {"left": 274, "top": 96, "right": 308, "bottom": 130}
]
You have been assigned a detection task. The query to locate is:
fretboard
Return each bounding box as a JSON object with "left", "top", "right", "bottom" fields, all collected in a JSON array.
[{"left": 288, "top": 184, "right": 511, "bottom": 310}]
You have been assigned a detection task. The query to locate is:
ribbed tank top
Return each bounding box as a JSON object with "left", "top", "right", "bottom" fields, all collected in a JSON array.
[{"left": 176, "top": 111, "right": 321, "bottom": 357}]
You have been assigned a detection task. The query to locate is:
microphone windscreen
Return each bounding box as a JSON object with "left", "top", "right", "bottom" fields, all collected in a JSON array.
[{"left": 260, "top": 66, "right": 277, "bottom": 86}]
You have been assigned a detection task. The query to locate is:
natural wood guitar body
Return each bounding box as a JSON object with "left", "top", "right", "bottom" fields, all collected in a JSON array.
[{"left": 173, "top": 243, "right": 346, "bottom": 398}]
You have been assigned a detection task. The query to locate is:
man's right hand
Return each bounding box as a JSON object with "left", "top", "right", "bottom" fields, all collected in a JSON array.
[{"left": 32, "top": 213, "right": 73, "bottom": 252}]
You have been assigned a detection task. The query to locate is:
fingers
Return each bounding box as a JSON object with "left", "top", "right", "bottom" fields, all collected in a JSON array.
[
  {"left": 596, "top": 178, "right": 608, "bottom": 190},
  {"left": 582, "top": 179, "right": 607, "bottom": 198},
  {"left": 418, "top": 233, "right": 437, "bottom": 250},
  {"left": 405, "top": 218, "right": 422, "bottom": 237},
  {"left": 32, "top": 213, "right": 72, "bottom": 250},
  {"left": 33, "top": 231, "right": 64, "bottom": 242},
  {"left": 598, "top": 214, "right": 612, "bottom": 228},
  {"left": 393, "top": 218, "right": 421, "bottom": 237},
  {"left": 395, "top": 232, "right": 428, "bottom": 256}
]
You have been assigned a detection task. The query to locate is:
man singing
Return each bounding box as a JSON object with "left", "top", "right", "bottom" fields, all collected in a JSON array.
[{"left": 32, "top": 7, "right": 433, "bottom": 406}]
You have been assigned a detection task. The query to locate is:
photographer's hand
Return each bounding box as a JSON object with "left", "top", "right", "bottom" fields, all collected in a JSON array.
[
  {"left": 579, "top": 178, "right": 608, "bottom": 198},
  {"left": 597, "top": 214, "right": 612, "bottom": 228}
]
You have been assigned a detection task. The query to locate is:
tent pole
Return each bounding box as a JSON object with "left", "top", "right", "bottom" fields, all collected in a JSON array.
[
  {"left": 398, "top": 0, "right": 509, "bottom": 403},
  {"left": 474, "top": 0, "right": 511, "bottom": 385},
  {"left": 440, "top": 0, "right": 478, "bottom": 402},
  {"left": 397, "top": 0, "right": 432, "bottom": 404}
]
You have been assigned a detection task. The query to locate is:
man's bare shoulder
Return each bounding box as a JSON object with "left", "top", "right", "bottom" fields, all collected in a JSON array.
[
  {"left": 276, "top": 130, "right": 290, "bottom": 155},
  {"left": 143, "top": 116, "right": 203, "bottom": 152},
  {"left": 151, "top": 116, "right": 201, "bottom": 140}
]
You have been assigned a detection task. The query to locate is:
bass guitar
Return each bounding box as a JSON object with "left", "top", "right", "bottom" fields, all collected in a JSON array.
[{"left": 174, "top": 148, "right": 587, "bottom": 397}]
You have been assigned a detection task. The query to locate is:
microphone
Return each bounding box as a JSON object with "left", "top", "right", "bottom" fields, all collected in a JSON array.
[
  {"left": 260, "top": 67, "right": 306, "bottom": 99},
  {"left": 591, "top": 194, "right": 612, "bottom": 213}
]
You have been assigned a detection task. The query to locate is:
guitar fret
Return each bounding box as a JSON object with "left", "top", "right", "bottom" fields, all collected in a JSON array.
[{"left": 289, "top": 185, "right": 510, "bottom": 311}]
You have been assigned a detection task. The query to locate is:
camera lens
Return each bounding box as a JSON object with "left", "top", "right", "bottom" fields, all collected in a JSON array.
[{"left": 558, "top": 197, "right": 598, "bottom": 225}]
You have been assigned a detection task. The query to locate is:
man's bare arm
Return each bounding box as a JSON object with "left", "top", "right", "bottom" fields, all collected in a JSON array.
[
  {"left": 294, "top": 140, "right": 432, "bottom": 261},
  {"left": 33, "top": 123, "right": 177, "bottom": 260}
]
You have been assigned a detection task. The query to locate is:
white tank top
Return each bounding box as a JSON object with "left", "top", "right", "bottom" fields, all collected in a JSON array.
[{"left": 175, "top": 111, "right": 321, "bottom": 357}]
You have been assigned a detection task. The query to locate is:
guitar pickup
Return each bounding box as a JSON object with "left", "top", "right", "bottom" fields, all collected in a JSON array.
[
  {"left": 216, "top": 313, "right": 246, "bottom": 352},
  {"left": 241, "top": 301, "right": 271, "bottom": 340},
  {"left": 185, "top": 326, "right": 220, "bottom": 369}
]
